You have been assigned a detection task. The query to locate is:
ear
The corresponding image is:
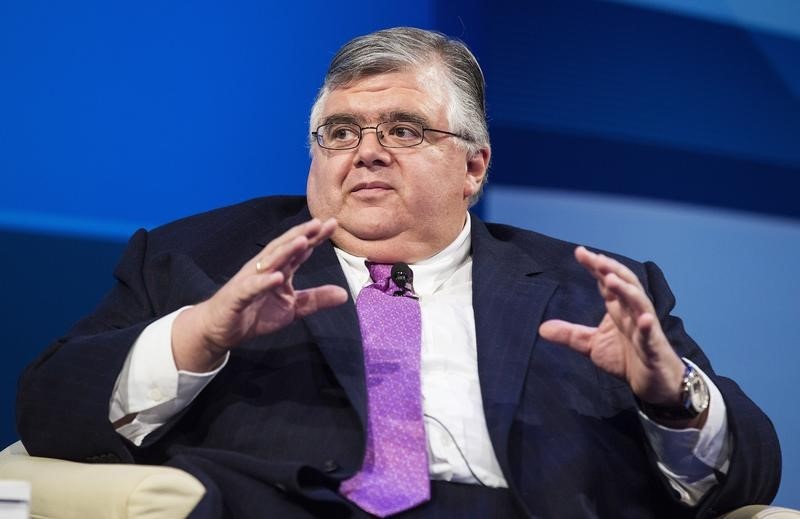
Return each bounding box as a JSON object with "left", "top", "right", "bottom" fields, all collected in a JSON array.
[{"left": 463, "top": 147, "right": 491, "bottom": 199}]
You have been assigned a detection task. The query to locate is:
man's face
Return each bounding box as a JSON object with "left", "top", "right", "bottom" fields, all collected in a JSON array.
[{"left": 306, "top": 67, "right": 489, "bottom": 262}]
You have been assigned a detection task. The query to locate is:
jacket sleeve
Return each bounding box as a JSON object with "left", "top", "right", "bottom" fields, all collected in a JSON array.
[
  {"left": 16, "top": 228, "right": 218, "bottom": 464},
  {"left": 643, "top": 260, "right": 781, "bottom": 517}
]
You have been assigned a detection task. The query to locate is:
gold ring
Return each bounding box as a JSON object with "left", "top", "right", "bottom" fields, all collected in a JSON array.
[{"left": 255, "top": 260, "right": 264, "bottom": 273}]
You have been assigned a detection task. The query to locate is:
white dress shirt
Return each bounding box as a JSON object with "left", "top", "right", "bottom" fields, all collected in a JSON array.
[{"left": 109, "top": 214, "right": 730, "bottom": 504}]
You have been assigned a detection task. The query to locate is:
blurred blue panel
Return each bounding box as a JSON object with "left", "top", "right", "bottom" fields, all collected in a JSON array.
[
  {"left": 609, "top": 0, "right": 800, "bottom": 98},
  {"left": 607, "top": 0, "right": 800, "bottom": 40},
  {"left": 0, "top": 1, "right": 435, "bottom": 233},
  {"left": 0, "top": 209, "right": 149, "bottom": 241},
  {"left": 485, "top": 185, "right": 800, "bottom": 508},
  {"left": 749, "top": 29, "right": 800, "bottom": 99},
  {"left": 488, "top": 125, "right": 800, "bottom": 220},
  {"left": 482, "top": 0, "right": 800, "bottom": 168}
]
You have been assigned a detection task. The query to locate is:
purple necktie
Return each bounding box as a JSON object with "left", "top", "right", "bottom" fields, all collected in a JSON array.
[{"left": 339, "top": 262, "right": 430, "bottom": 517}]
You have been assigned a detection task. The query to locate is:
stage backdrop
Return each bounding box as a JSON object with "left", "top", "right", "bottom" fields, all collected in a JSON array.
[{"left": 2, "top": 0, "right": 798, "bottom": 507}]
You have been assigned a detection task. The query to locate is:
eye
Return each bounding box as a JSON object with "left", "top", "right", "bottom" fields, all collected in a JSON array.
[
  {"left": 387, "top": 122, "right": 422, "bottom": 141},
  {"left": 325, "top": 124, "right": 359, "bottom": 142}
]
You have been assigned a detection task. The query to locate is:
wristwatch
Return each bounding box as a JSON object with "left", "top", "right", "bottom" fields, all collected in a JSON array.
[{"left": 640, "top": 361, "right": 710, "bottom": 421}]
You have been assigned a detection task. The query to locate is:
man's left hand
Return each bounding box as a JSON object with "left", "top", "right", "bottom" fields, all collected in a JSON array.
[{"left": 539, "top": 246, "right": 697, "bottom": 424}]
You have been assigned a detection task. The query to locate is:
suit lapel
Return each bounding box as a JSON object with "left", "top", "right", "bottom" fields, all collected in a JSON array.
[
  {"left": 256, "top": 206, "right": 367, "bottom": 430},
  {"left": 470, "top": 216, "right": 558, "bottom": 482}
]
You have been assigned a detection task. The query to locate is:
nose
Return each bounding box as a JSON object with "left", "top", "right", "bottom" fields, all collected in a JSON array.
[{"left": 353, "top": 127, "right": 391, "bottom": 169}]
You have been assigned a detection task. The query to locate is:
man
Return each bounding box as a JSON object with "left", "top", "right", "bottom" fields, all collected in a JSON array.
[{"left": 17, "top": 27, "right": 780, "bottom": 518}]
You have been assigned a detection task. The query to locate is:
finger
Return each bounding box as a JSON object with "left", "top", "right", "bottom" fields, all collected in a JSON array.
[
  {"left": 632, "top": 311, "right": 669, "bottom": 364},
  {"left": 538, "top": 319, "right": 597, "bottom": 356},
  {"left": 603, "top": 271, "right": 655, "bottom": 317},
  {"left": 637, "top": 312, "right": 655, "bottom": 348},
  {"left": 595, "top": 277, "right": 618, "bottom": 304},
  {"left": 279, "top": 225, "right": 335, "bottom": 276},
  {"left": 285, "top": 217, "right": 336, "bottom": 250},
  {"left": 305, "top": 218, "right": 338, "bottom": 248},
  {"left": 574, "top": 246, "right": 604, "bottom": 281},
  {"left": 593, "top": 275, "right": 634, "bottom": 320},
  {"left": 577, "top": 247, "right": 646, "bottom": 319},
  {"left": 287, "top": 246, "right": 315, "bottom": 272},
  {"left": 253, "top": 218, "right": 337, "bottom": 276},
  {"left": 294, "top": 285, "right": 349, "bottom": 318},
  {"left": 260, "top": 218, "right": 323, "bottom": 258},
  {"left": 576, "top": 247, "right": 623, "bottom": 297},
  {"left": 286, "top": 219, "right": 336, "bottom": 271},
  {"left": 233, "top": 271, "right": 286, "bottom": 307},
  {"left": 575, "top": 246, "right": 642, "bottom": 289},
  {"left": 259, "top": 236, "right": 308, "bottom": 274}
]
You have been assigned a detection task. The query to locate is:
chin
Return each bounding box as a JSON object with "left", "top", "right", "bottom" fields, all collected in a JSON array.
[
  {"left": 342, "top": 207, "right": 404, "bottom": 235},
  {"left": 349, "top": 221, "right": 401, "bottom": 241}
]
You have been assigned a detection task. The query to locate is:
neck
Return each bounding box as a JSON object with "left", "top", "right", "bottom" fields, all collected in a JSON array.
[
  {"left": 331, "top": 233, "right": 441, "bottom": 264},
  {"left": 332, "top": 221, "right": 467, "bottom": 264}
]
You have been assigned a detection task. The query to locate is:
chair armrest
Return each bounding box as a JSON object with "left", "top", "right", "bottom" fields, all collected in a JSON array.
[
  {"left": 0, "top": 443, "right": 205, "bottom": 519},
  {"left": 720, "top": 506, "right": 800, "bottom": 519}
]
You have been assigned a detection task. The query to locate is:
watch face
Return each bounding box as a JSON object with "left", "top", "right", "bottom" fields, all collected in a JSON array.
[
  {"left": 639, "top": 364, "right": 710, "bottom": 420},
  {"left": 688, "top": 372, "right": 710, "bottom": 413}
]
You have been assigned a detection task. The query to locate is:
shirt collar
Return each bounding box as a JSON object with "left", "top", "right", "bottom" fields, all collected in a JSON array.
[{"left": 334, "top": 213, "right": 472, "bottom": 297}]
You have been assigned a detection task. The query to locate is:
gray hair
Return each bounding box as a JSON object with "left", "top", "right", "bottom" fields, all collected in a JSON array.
[{"left": 309, "top": 27, "right": 490, "bottom": 202}]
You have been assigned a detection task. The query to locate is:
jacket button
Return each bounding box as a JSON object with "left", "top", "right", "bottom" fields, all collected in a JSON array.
[
  {"left": 86, "top": 452, "right": 120, "bottom": 463},
  {"left": 322, "top": 459, "right": 339, "bottom": 473}
]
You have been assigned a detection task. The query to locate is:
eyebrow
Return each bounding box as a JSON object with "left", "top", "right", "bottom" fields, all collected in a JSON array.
[
  {"left": 319, "top": 111, "right": 432, "bottom": 127},
  {"left": 385, "top": 111, "right": 430, "bottom": 127},
  {"left": 320, "top": 113, "right": 362, "bottom": 126}
]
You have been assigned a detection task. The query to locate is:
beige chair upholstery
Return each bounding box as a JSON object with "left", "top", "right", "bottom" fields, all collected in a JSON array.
[
  {"left": 0, "top": 441, "right": 205, "bottom": 519},
  {"left": 1, "top": 441, "right": 797, "bottom": 518},
  {"left": 719, "top": 506, "right": 800, "bottom": 519}
]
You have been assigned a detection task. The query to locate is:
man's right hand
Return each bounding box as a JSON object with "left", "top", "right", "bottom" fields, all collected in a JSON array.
[{"left": 171, "top": 218, "right": 349, "bottom": 372}]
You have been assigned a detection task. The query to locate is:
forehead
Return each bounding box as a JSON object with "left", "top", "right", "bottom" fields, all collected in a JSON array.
[{"left": 317, "top": 68, "right": 450, "bottom": 125}]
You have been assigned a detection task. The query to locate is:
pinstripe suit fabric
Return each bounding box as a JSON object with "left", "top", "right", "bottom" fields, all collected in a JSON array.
[{"left": 16, "top": 196, "right": 780, "bottom": 518}]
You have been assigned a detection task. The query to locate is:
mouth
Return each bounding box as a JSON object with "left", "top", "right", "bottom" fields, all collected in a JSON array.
[{"left": 351, "top": 181, "right": 393, "bottom": 193}]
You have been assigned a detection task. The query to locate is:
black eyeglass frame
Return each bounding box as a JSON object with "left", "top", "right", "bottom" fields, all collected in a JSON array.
[{"left": 311, "top": 121, "right": 469, "bottom": 150}]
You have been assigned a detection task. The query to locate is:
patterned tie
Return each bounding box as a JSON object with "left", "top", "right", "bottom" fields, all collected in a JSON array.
[{"left": 339, "top": 262, "right": 430, "bottom": 517}]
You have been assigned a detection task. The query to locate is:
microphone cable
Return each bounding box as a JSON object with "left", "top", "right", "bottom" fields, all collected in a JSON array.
[{"left": 423, "top": 413, "right": 488, "bottom": 487}]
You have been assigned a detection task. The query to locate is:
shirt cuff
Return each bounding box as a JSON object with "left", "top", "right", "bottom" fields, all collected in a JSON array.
[
  {"left": 109, "top": 306, "right": 229, "bottom": 444},
  {"left": 638, "top": 359, "right": 732, "bottom": 504}
]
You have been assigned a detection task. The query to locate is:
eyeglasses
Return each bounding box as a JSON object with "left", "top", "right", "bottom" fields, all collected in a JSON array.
[{"left": 312, "top": 120, "right": 467, "bottom": 150}]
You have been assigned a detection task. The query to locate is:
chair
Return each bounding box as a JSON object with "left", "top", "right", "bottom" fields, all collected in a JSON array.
[
  {"left": 1, "top": 440, "right": 797, "bottom": 518},
  {"left": 0, "top": 441, "right": 204, "bottom": 519}
]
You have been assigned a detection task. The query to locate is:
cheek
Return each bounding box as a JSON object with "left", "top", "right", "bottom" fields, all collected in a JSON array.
[
  {"left": 307, "top": 154, "right": 352, "bottom": 214},
  {"left": 322, "top": 149, "right": 354, "bottom": 173},
  {"left": 306, "top": 163, "right": 321, "bottom": 198},
  {"left": 427, "top": 164, "right": 469, "bottom": 199},
  {"left": 307, "top": 160, "right": 332, "bottom": 214},
  {"left": 405, "top": 152, "right": 460, "bottom": 188},
  {"left": 308, "top": 156, "right": 337, "bottom": 193}
]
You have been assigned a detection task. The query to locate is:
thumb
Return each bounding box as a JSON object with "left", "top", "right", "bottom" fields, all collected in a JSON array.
[{"left": 539, "top": 320, "right": 595, "bottom": 356}]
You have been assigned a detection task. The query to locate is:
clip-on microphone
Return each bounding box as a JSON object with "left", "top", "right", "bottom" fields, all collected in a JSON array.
[{"left": 390, "top": 262, "right": 415, "bottom": 297}]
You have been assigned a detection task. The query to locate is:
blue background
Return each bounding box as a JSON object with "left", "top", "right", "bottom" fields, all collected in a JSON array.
[{"left": 2, "top": 0, "right": 798, "bottom": 508}]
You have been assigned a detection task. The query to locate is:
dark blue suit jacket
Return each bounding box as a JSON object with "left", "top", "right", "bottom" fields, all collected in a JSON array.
[{"left": 16, "top": 196, "right": 780, "bottom": 518}]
